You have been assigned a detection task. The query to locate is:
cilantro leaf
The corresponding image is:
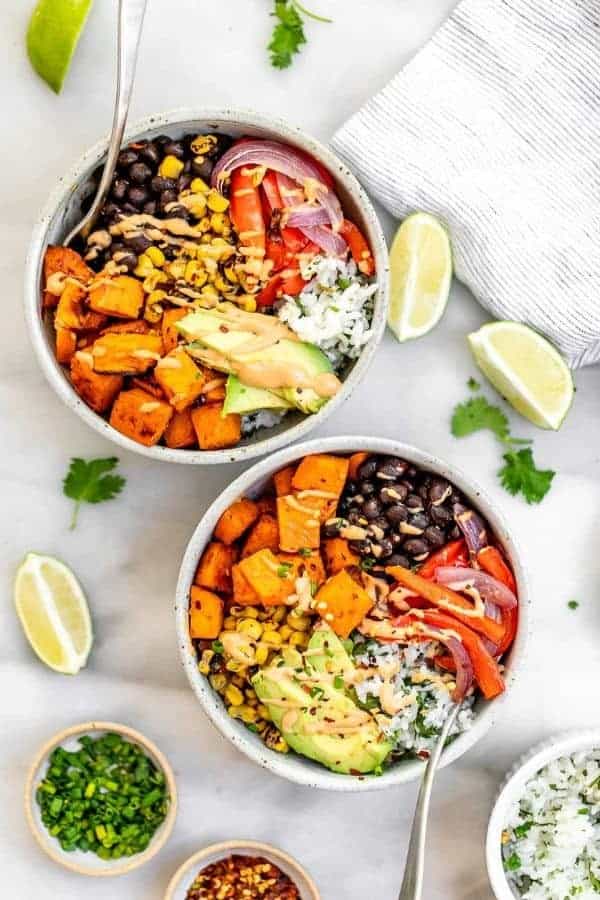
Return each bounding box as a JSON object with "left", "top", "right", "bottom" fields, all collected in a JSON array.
[
  {"left": 498, "top": 449, "right": 555, "bottom": 504},
  {"left": 451, "top": 396, "right": 511, "bottom": 442},
  {"left": 504, "top": 852, "right": 521, "bottom": 872},
  {"left": 63, "top": 457, "right": 126, "bottom": 529},
  {"left": 268, "top": 2, "right": 306, "bottom": 69},
  {"left": 568, "top": 600, "right": 579, "bottom": 610},
  {"left": 467, "top": 377, "right": 480, "bottom": 391}
]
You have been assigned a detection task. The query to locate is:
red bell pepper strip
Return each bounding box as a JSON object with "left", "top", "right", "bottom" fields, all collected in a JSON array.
[
  {"left": 418, "top": 539, "right": 468, "bottom": 580},
  {"left": 229, "top": 167, "right": 266, "bottom": 252},
  {"left": 385, "top": 564, "right": 505, "bottom": 646},
  {"left": 256, "top": 267, "right": 306, "bottom": 307},
  {"left": 339, "top": 219, "right": 375, "bottom": 276},
  {"left": 262, "top": 172, "right": 308, "bottom": 254},
  {"left": 478, "top": 546, "right": 518, "bottom": 655},
  {"left": 265, "top": 235, "right": 288, "bottom": 272},
  {"left": 257, "top": 275, "right": 283, "bottom": 308},
  {"left": 280, "top": 268, "right": 306, "bottom": 295}
]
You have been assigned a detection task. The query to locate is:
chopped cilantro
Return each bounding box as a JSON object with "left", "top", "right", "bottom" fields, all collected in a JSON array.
[
  {"left": 298, "top": 547, "right": 312, "bottom": 557},
  {"left": 211, "top": 640, "right": 224, "bottom": 654},
  {"left": 333, "top": 675, "right": 345, "bottom": 690},
  {"left": 277, "top": 561, "right": 293, "bottom": 578},
  {"left": 568, "top": 600, "right": 580, "bottom": 610},
  {"left": 467, "top": 376, "right": 480, "bottom": 391},
  {"left": 360, "top": 556, "right": 376, "bottom": 572},
  {"left": 514, "top": 821, "right": 533, "bottom": 838},
  {"left": 267, "top": 0, "right": 331, "bottom": 70},
  {"left": 310, "top": 685, "right": 324, "bottom": 699},
  {"left": 504, "top": 852, "right": 522, "bottom": 871}
]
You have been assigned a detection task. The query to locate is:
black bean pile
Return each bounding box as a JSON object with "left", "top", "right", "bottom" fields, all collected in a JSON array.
[
  {"left": 329, "top": 455, "right": 470, "bottom": 567},
  {"left": 76, "top": 132, "right": 232, "bottom": 272}
]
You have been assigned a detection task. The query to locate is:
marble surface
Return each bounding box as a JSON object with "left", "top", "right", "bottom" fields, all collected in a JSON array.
[{"left": 2, "top": 2, "right": 600, "bottom": 898}]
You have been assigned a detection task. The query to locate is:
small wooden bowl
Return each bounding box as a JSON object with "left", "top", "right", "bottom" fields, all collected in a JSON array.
[
  {"left": 25, "top": 721, "right": 178, "bottom": 877},
  {"left": 165, "top": 840, "right": 320, "bottom": 900}
]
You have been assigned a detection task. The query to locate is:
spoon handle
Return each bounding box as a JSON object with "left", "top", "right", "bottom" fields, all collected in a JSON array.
[
  {"left": 65, "top": 0, "right": 148, "bottom": 246},
  {"left": 398, "top": 703, "right": 461, "bottom": 900}
]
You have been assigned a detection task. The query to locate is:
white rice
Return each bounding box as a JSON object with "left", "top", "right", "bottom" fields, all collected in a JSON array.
[
  {"left": 504, "top": 750, "right": 600, "bottom": 898},
  {"left": 353, "top": 637, "right": 474, "bottom": 757},
  {"left": 277, "top": 255, "right": 377, "bottom": 369},
  {"left": 241, "top": 410, "right": 288, "bottom": 436}
]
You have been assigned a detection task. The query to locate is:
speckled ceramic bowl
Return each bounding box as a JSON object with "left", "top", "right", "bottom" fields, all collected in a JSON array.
[
  {"left": 25, "top": 721, "right": 177, "bottom": 876},
  {"left": 164, "top": 840, "right": 320, "bottom": 900},
  {"left": 175, "top": 435, "right": 530, "bottom": 792},
  {"left": 486, "top": 729, "right": 600, "bottom": 899},
  {"left": 24, "top": 108, "right": 389, "bottom": 464}
]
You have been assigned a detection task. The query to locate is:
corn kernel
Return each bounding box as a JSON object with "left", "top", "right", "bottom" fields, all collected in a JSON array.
[
  {"left": 229, "top": 605, "right": 245, "bottom": 617},
  {"left": 146, "top": 246, "right": 165, "bottom": 266},
  {"left": 143, "top": 297, "right": 163, "bottom": 324},
  {"left": 191, "top": 176, "right": 210, "bottom": 194},
  {"left": 257, "top": 703, "right": 270, "bottom": 720},
  {"left": 238, "top": 295, "right": 257, "bottom": 313},
  {"left": 225, "top": 684, "right": 244, "bottom": 706},
  {"left": 198, "top": 648, "right": 214, "bottom": 675},
  {"left": 187, "top": 194, "right": 207, "bottom": 217},
  {"left": 209, "top": 673, "right": 227, "bottom": 692},
  {"left": 142, "top": 271, "right": 165, "bottom": 292},
  {"left": 231, "top": 674, "right": 245, "bottom": 688},
  {"left": 225, "top": 659, "right": 245, "bottom": 673},
  {"left": 222, "top": 615, "right": 237, "bottom": 630},
  {"left": 213, "top": 274, "right": 230, "bottom": 294},
  {"left": 201, "top": 284, "right": 219, "bottom": 303},
  {"left": 224, "top": 265, "right": 239, "bottom": 284},
  {"left": 237, "top": 619, "right": 263, "bottom": 640},
  {"left": 184, "top": 260, "right": 199, "bottom": 281},
  {"left": 134, "top": 253, "right": 154, "bottom": 278},
  {"left": 262, "top": 630, "right": 282, "bottom": 647},
  {"left": 191, "top": 135, "right": 218, "bottom": 156},
  {"left": 238, "top": 704, "right": 258, "bottom": 723},
  {"left": 289, "top": 631, "right": 309, "bottom": 648},
  {"left": 255, "top": 644, "right": 270, "bottom": 666},
  {"left": 227, "top": 705, "right": 244, "bottom": 720},
  {"left": 279, "top": 625, "right": 293, "bottom": 642},
  {"left": 195, "top": 216, "right": 211, "bottom": 234},
  {"left": 242, "top": 606, "right": 260, "bottom": 619},
  {"left": 207, "top": 189, "right": 229, "bottom": 213},
  {"left": 271, "top": 607, "right": 287, "bottom": 623},
  {"left": 159, "top": 154, "right": 184, "bottom": 179},
  {"left": 289, "top": 614, "right": 311, "bottom": 632},
  {"left": 167, "top": 259, "right": 186, "bottom": 280}
]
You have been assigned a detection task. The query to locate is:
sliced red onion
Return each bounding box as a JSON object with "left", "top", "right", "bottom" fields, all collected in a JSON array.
[
  {"left": 298, "top": 224, "right": 347, "bottom": 257},
  {"left": 454, "top": 508, "right": 488, "bottom": 560},
  {"left": 212, "top": 140, "right": 343, "bottom": 232},
  {"left": 435, "top": 567, "right": 517, "bottom": 610},
  {"left": 285, "top": 205, "right": 330, "bottom": 227},
  {"left": 423, "top": 627, "right": 473, "bottom": 701}
]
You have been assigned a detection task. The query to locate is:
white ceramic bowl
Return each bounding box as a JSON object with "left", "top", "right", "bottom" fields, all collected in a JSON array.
[
  {"left": 25, "top": 721, "right": 178, "bottom": 876},
  {"left": 165, "top": 840, "right": 319, "bottom": 900},
  {"left": 24, "top": 107, "right": 389, "bottom": 464},
  {"left": 486, "top": 729, "right": 600, "bottom": 899},
  {"left": 175, "top": 435, "right": 530, "bottom": 792}
]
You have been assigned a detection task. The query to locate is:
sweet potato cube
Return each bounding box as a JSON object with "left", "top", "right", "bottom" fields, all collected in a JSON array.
[
  {"left": 88, "top": 275, "right": 144, "bottom": 318},
  {"left": 214, "top": 498, "right": 260, "bottom": 545},
  {"left": 313, "top": 569, "right": 374, "bottom": 639},
  {"left": 241, "top": 514, "right": 279, "bottom": 558},
  {"left": 232, "top": 564, "right": 260, "bottom": 606},
  {"left": 154, "top": 348, "right": 206, "bottom": 411},
  {"left": 92, "top": 333, "right": 163, "bottom": 374},
  {"left": 256, "top": 497, "right": 277, "bottom": 516},
  {"left": 291, "top": 454, "right": 349, "bottom": 498},
  {"left": 161, "top": 308, "right": 187, "bottom": 354},
  {"left": 70, "top": 350, "right": 123, "bottom": 414},
  {"left": 130, "top": 376, "right": 165, "bottom": 399},
  {"left": 195, "top": 542, "right": 238, "bottom": 594},
  {"left": 238, "top": 549, "right": 296, "bottom": 606},
  {"left": 276, "top": 495, "right": 321, "bottom": 553},
  {"left": 348, "top": 452, "right": 369, "bottom": 481},
  {"left": 101, "top": 320, "right": 150, "bottom": 336},
  {"left": 164, "top": 409, "right": 197, "bottom": 449},
  {"left": 56, "top": 327, "right": 77, "bottom": 364},
  {"left": 323, "top": 538, "right": 359, "bottom": 575},
  {"left": 109, "top": 387, "right": 173, "bottom": 446},
  {"left": 190, "top": 403, "right": 241, "bottom": 450},
  {"left": 273, "top": 465, "right": 296, "bottom": 497},
  {"left": 203, "top": 379, "right": 226, "bottom": 402},
  {"left": 189, "top": 586, "right": 224, "bottom": 639},
  {"left": 279, "top": 550, "right": 326, "bottom": 587},
  {"left": 55, "top": 282, "right": 106, "bottom": 332},
  {"left": 44, "top": 245, "right": 93, "bottom": 284}
]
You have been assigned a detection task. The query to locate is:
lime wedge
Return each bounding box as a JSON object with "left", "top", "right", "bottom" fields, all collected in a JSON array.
[
  {"left": 26, "top": 0, "right": 93, "bottom": 94},
  {"left": 14, "top": 553, "right": 92, "bottom": 674},
  {"left": 468, "top": 321, "right": 574, "bottom": 430},
  {"left": 387, "top": 212, "right": 452, "bottom": 342}
]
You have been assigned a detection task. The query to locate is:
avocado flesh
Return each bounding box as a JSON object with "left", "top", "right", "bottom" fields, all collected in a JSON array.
[
  {"left": 252, "top": 651, "right": 391, "bottom": 775},
  {"left": 223, "top": 375, "right": 292, "bottom": 416},
  {"left": 306, "top": 625, "right": 356, "bottom": 678},
  {"left": 177, "top": 309, "right": 333, "bottom": 415}
]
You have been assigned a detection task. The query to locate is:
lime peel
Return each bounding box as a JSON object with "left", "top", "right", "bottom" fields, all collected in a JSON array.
[{"left": 27, "top": 0, "right": 94, "bottom": 94}]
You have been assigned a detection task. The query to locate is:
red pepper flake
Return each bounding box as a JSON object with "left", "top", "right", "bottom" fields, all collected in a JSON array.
[{"left": 185, "top": 854, "right": 301, "bottom": 899}]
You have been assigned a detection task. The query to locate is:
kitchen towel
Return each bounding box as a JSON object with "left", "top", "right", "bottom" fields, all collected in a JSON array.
[{"left": 332, "top": 0, "right": 600, "bottom": 368}]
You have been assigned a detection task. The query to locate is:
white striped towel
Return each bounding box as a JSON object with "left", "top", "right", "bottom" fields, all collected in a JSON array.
[{"left": 332, "top": 0, "right": 600, "bottom": 368}]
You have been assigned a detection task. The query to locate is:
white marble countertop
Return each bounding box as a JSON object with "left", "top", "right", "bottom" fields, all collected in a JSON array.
[{"left": 2, "top": 2, "right": 600, "bottom": 898}]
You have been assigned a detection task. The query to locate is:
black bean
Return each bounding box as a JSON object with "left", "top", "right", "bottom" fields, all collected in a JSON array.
[
  {"left": 117, "top": 149, "right": 138, "bottom": 169},
  {"left": 390, "top": 533, "right": 403, "bottom": 546},
  {"left": 429, "top": 505, "right": 452, "bottom": 527},
  {"left": 101, "top": 201, "right": 122, "bottom": 222},
  {"left": 182, "top": 159, "right": 192, "bottom": 174},
  {"left": 387, "top": 553, "right": 411, "bottom": 568},
  {"left": 159, "top": 190, "right": 178, "bottom": 213},
  {"left": 142, "top": 200, "right": 157, "bottom": 216},
  {"left": 408, "top": 513, "right": 429, "bottom": 532},
  {"left": 370, "top": 516, "right": 389, "bottom": 534},
  {"left": 424, "top": 525, "right": 446, "bottom": 547},
  {"left": 128, "top": 185, "right": 149, "bottom": 207},
  {"left": 403, "top": 538, "right": 430, "bottom": 558},
  {"left": 380, "top": 484, "right": 408, "bottom": 505},
  {"left": 129, "top": 161, "right": 152, "bottom": 184},
  {"left": 111, "top": 178, "right": 129, "bottom": 201},
  {"left": 323, "top": 521, "right": 343, "bottom": 538},
  {"left": 124, "top": 233, "right": 152, "bottom": 254},
  {"left": 191, "top": 157, "right": 214, "bottom": 179},
  {"left": 121, "top": 202, "right": 138, "bottom": 215},
  {"left": 357, "top": 457, "right": 378, "bottom": 481},
  {"left": 418, "top": 480, "right": 431, "bottom": 501},
  {"left": 348, "top": 509, "right": 368, "bottom": 527},
  {"left": 362, "top": 498, "right": 382, "bottom": 520},
  {"left": 349, "top": 539, "right": 371, "bottom": 555},
  {"left": 448, "top": 525, "right": 461, "bottom": 540},
  {"left": 164, "top": 140, "right": 185, "bottom": 159},
  {"left": 376, "top": 457, "right": 408, "bottom": 480},
  {"left": 112, "top": 249, "right": 137, "bottom": 271},
  {"left": 151, "top": 175, "right": 177, "bottom": 194},
  {"left": 429, "top": 477, "right": 451, "bottom": 506},
  {"left": 345, "top": 481, "right": 358, "bottom": 497},
  {"left": 406, "top": 494, "right": 424, "bottom": 512},
  {"left": 359, "top": 480, "right": 377, "bottom": 498},
  {"left": 166, "top": 204, "right": 190, "bottom": 220},
  {"left": 386, "top": 504, "right": 408, "bottom": 525},
  {"left": 178, "top": 173, "right": 193, "bottom": 192},
  {"left": 139, "top": 141, "right": 160, "bottom": 167},
  {"left": 373, "top": 538, "right": 393, "bottom": 559},
  {"left": 154, "top": 134, "right": 171, "bottom": 148}
]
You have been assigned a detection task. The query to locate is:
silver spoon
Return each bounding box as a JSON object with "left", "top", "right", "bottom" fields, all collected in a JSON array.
[
  {"left": 64, "top": 0, "right": 148, "bottom": 247},
  {"left": 398, "top": 702, "right": 461, "bottom": 900}
]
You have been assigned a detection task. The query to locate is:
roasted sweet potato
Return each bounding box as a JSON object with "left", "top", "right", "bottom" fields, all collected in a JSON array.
[
  {"left": 92, "top": 333, "right": 163, "bottom": 374},
  {"left": 323, "top": 538, "right": 359, "bottom": 575},
  {"left": 241, "top": 513, "right": 280, "bottom": 557},
  {"left": 348, "top": 452, "right": 369, "bottom": 481},
  {"left": 70, "top": 350, "right": 123, "bottom": 414},
  {"left": 214, "top": 498, "right": 260, "bottom": 545},
  {"left": 203, "top": 377, "right": 226, "bottom": 402},
  {"left": 101, "top": 320, "right": 150, "bottom": 336},
  {"left": 43, "top": 246, "right": 93, "bottom": 308},
  {"left": 55, "top": 327, "right": 77, "bottom": 364},
  {"left": 232, "top": 563, "right": 260, "bottom": 606},
  {"left": 55, "top": 282, "right": 106, "bottom": 332},
  {"left": 313, "top": 569, "right": 374, "bottom": 639},
  {"left": 291, "top": 454, "right": 349, "bottom": 498},
  {"left": 155, "top": 348, "right": 206, "bottom": 411},
  {"left": 190, "top": 403, "right": 241, "bottom": 450},
  {"left": 276, "top": 494, "right": 321, "bottom": 553},
  {"left": 279, "top": 550, "right": 326, "bottom": 587},
  {"left": 273, "top": 465, "right": 295, "bottom": 497},
  {"left": 130, "top": 376, "right": 165, "bottom": 399},
  {"left": 256, "top": 496, "right": 277, "bottom": 517},
  {"left": 161, "top": 308, "right": 187, "bottom": 354},
  {"left": 189, "top": 586, "right": 224, "bottom": 639},
  {"left": 195, "top": 542, "right": 238, "bottom": 593},
  {"left": 88, "top": 275, "right": 144, "bottom": 319},
  {"left": 237, "top": 549, "right": 296, "bottom": 606},
  {"left": 109, "top": 387, "right": 173, "bottom": 446},
  {"left": 164, "top": 409, "right": 197, "bottom": 449}
]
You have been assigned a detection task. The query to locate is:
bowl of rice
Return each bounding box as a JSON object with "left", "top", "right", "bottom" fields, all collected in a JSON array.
[
  {"left": 487, "top": 730, "right": 600, "bottom": 898},
  {"left": 24, "top": 108, "right": 389, "bottom": 464}
]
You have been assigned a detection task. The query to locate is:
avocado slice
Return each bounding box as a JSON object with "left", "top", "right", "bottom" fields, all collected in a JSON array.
[
  {"left": 305, "top": 624, "right": 356, "bottom": 678},
  {"left": 223, "top": 375, "right": 292, "bottom": 416},
  {"left": 252, "top": 657, "right": 391, "bottom": 775}
]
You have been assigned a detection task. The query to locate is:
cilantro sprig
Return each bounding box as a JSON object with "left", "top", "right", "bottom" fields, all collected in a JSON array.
[
  {"left": 268, "top": 1, "right": 332, "bottom": 70},
  {"left": 63, "top": 457, "right": 126, "bottom": 530},
  {"left": 451, "top": 381, "right": 555, "bottom": 504}
]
